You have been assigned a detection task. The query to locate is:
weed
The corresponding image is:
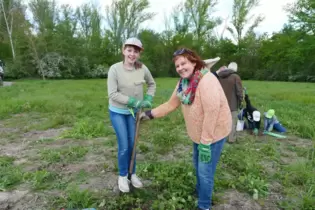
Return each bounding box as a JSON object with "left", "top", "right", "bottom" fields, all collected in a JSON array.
[
  {"left": 52, "top": 185, "right": 98, "bottom": 209},
  {"left": 139, "top": 143, "right": 149, "bottom": 153},
  {"left": 24, "top": 169, "right": 57, "bottom": 190},
  {"left": 0, "top": 156, "right": 24, "bottom": 190},
  {"left": 61, "top": 118, "right": 109, "bottom": 139},
  {"left": 237, "top": 173, "right": 269, "bottom": 199},
  {"left": 40, "top": 146, "right": 89, "bottom": 163}
]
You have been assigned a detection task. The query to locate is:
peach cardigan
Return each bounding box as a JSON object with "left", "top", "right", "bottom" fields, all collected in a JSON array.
[{"left": 152, "top": 71, "right": 232, "bottom": 144}]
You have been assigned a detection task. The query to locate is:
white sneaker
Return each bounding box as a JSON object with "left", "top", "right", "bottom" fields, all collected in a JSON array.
[
  {"left": 118, "top": 176, "right": 130, "bottom": 193},
  {"left": 131, "top": 174, "right": 143, "bottom": 188}
]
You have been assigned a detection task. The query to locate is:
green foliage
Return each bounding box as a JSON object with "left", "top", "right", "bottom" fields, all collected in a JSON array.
[
  {"left": 40, "top": 146, "right": 89, "bottom": 163},
  {"left": 0, "top": 0, "right": 314, "bottom": 82},
  {"left": 0, "top": 156, "right": 24, "bottom": 190},
  {"left": 53, "top": 185, "right": 98, "bottom": 209},
  {"left": 24, "top": 169, "right": 57, "bottom": 190}
]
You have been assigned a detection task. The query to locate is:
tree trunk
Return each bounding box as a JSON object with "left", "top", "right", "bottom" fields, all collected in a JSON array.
[{"left": 1, "top": 0, "right": 16, "bottom": 60}]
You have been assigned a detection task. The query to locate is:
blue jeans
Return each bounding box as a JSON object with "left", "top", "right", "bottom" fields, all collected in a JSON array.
[
  {"left": 193, "top": 138, "right": 226, "bottom": 209},
  {"left": 109, "top": 110, "right": 136, "bottom": 176},
  {"left": 272, "top": 123, "right": 286, "bottom": 133},
  {"left": 266, "top": 122, "right": 286, "bottom": 133}
]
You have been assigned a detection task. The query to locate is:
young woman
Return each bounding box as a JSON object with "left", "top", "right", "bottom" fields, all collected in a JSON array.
[
  {"left": 107, "top": 37, "right": 156, "bottom": 193},
  {"left": 140, "top": 48, "right": 232, "bottom": 210}
]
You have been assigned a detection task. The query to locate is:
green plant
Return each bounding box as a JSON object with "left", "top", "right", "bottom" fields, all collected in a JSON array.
[{"left": 0, "top": 156, "right": 24, "bottom": 190}]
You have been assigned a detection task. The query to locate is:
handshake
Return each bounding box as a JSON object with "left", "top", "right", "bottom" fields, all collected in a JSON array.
[{"left": 127, "top": 95, "right": 153, "bottom": 109}]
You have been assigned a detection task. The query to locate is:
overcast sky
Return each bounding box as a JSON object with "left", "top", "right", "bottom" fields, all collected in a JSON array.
[{"left": 25, "top": 0, "right": 297, "bottom": 36}]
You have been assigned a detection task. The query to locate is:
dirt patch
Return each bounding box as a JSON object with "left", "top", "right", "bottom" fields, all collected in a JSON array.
[
  {"left": 59, "top": 161, "right": 103, "bottom": 175},
  {"left": 213, "top": 190, "right": 262, "bottom": 210},
  {"left": 259, "top": 182, "right": 284, "bottom": 210},
  {"left": 0, "top": 126, "right": 20, "bottom": 134},
  {"left": 8, "top": 191, "right": 60, "bottom": 210},
  {"left": 0, "top": 142, "right": 27, "bottom": 157},
  {"left": 260, "top": 161, "right": 278, "bottom": 175},
  {"left": 22, "top": 127, "right": 69, "bottom": 141},
  {"left": 79, "top": 174, "right": 117, "bottom": 193},
  {"left": 280, "top": 142, "right": 305, "bottom": 165},
  {"left": 35, "top": 137, "right": 107, "bottom": 150},
  {"left": 158, "top": 144, "right": 192, "bottom": 161},
  {"left": 0, "top": 128, "right": 69, "bottom": 157},
  {"left": 0, "top": 190, "right": 28, "bottom": 210},
  {"left": 284, "top": 136, "right": 313, "bottom": 148},
  {"left": 40, "top": 138, "right": 73, "bottom": 148},
  {"left": 47, "top": 152, "right": 114, "bottom": 175}
]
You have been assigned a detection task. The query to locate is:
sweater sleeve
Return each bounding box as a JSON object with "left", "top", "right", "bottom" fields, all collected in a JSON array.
[
  {"left": 200, "top": 75, "right": 222, "bottom": 143},
  {"left": 107, "top": 65, "right": 129, "bottom": 104},
  {"left": 151, "top": 84, "right": 181, "bottom": 118},
  {"left": 143, "top": 65, "right": 156, "bottom": 96}
]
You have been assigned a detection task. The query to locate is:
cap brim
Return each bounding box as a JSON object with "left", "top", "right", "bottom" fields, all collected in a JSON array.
[{"left": 124, "top": 44, "right": 144, "bottom": 51}]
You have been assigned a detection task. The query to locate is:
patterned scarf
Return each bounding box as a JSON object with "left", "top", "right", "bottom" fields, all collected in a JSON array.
[{"left": 176, "top": 68, "right": 208, "bottom": 105}]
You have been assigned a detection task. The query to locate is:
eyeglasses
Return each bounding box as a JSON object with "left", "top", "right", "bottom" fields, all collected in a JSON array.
[{"left": 173, "top": 48, "right": 193, "bottom": 57}]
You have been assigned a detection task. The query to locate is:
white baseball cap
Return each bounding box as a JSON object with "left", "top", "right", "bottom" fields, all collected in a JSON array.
[
  {"left": 228, "top": 62, "right": 238, "bottom": 72},
  {"left": 253, "top": 110, "right": 261, "bottom": 122},
  {"left": 124, "top": 37, "right": 144, "bottom": 50}
]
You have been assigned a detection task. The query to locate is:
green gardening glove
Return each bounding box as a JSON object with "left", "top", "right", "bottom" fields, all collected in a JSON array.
[
  {"left": 127, "top": 97, "right": 142, "bottom": 109},
  {"left": 198, "top": 143, "right": 211, "bottom": 163},
  {"left": 253, "top": 128, "right": 258, "bottom": 136},
  {"left": 140, "top": 94, "right": 153, "bottom": 108}
]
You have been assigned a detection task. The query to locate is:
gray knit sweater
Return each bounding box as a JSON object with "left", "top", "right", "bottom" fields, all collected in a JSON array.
[{"left": 107, "top": 61, "right": 156, "bottom": 110}]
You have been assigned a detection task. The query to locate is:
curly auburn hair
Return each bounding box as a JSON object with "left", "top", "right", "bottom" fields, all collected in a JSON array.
[{"left": 172, "top": 48, "right": 206, "bottom": 71}]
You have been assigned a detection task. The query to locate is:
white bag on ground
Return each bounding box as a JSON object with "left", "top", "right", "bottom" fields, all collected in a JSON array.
[{"left": 236, "top": 120, "right": 245, "bottom": 131}]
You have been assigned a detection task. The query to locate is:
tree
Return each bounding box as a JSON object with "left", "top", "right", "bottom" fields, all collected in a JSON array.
[
  {"left": 105, "top": 0, "right": 155, "bottom": 55},
  {"left": 184, "top": 0, "right": 220, "bottom": 42},
  {"left": 28, "top": 0, "right": 58, "bottom": 53},
  {"left": 227, "top": 0, "right": 264, "bottom": 47},
  {"left": 286, "top": 0, "right": 315, "bottom": 34},
  {"left": 0, "top": 0, "right": 21, "bottom": 60}
]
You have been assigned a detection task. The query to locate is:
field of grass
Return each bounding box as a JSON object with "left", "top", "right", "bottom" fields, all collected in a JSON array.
[{"left": 0, "top": 78, "right": 314, "bottom": 210}]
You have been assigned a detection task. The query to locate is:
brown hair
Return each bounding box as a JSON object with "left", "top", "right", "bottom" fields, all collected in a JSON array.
[
  {"left": 122, "top": 45, "right": 143, "bottom": 69},
  {"left": 172, "top": 48, "right": 206, "bottom": 71}
]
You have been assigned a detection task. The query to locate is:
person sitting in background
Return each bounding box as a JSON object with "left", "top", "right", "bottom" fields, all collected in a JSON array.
[
  {"left": 264, "top": 109, "right": 286, "bottom": 133},
  {"left": 238, "top": 88, "right": 261, "bottom": 135}
]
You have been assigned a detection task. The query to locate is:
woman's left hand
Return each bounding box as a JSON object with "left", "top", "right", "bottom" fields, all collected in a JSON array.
[{"left": 198, "top": 143, "right": 211, "bottom": 163}]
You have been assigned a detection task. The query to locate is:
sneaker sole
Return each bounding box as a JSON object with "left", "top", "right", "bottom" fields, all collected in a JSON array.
[{"left": 131, "top": 183, "right": 143, "bottom": 188}]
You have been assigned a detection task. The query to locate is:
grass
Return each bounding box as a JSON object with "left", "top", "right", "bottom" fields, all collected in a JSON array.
[
  {"left": 0, "top": 78, "right": 315, "bottom": 209},
  {"left": 40, "top": 146, "right": 89, "bottom": 163}
]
